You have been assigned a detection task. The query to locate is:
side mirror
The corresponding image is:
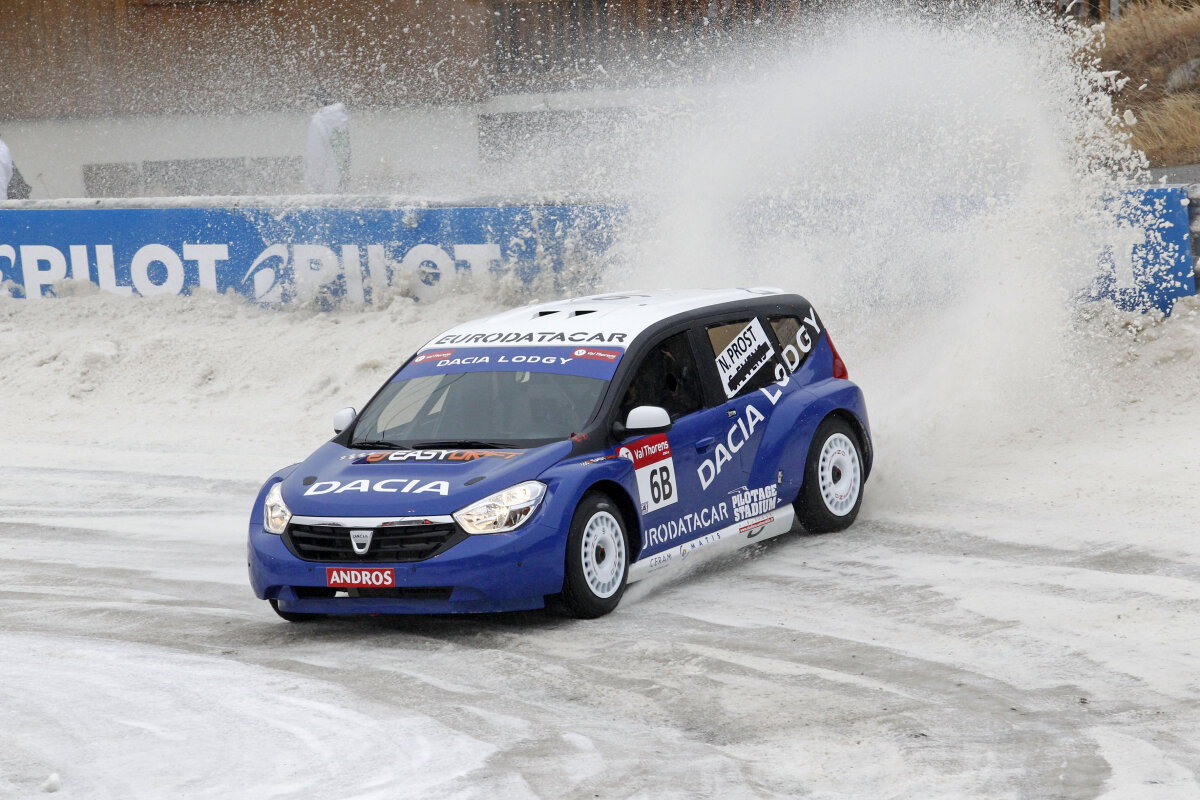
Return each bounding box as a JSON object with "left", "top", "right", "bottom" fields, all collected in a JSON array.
[
  {"left": 623, "top": 405, "right": 672, "bottom": 435},
  {"left": 333, "top": 407, "right": 357, "bottom": 434}
]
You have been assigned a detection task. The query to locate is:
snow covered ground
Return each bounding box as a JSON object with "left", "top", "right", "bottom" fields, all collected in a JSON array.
[{"left": 1, "top": 287, "right": 1198, "bottom": 799}]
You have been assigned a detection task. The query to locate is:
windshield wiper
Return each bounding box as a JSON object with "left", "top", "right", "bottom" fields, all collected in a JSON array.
[
  {"left": 409, "top": 440, "right": 516, "bottom": 450},
  {"left": 349, "top": 440, "right": 403, "bottom": 450}
]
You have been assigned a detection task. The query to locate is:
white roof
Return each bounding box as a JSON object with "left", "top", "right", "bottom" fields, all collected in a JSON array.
[{"left": 420, "top": 288, "right": 786, "bottom": 351}]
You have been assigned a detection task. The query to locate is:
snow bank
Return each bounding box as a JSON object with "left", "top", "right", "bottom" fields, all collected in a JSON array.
[{"left": 0, "top": 285, "right": 526, "bottom": 467}]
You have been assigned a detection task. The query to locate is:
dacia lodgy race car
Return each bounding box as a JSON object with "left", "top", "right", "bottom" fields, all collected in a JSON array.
[{"left": 248, "top": 288, "right": 872, "bottom": 620}]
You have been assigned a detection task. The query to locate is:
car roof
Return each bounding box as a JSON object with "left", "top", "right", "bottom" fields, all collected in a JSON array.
[{"left": 419, "top": 288, "right": 789, "bottom": 351}]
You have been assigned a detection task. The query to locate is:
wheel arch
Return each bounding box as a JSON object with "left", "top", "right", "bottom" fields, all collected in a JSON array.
[
  {"left": 584, "top": 479, "right": 642, "bottom": 559},
  {"left": 824, "top": 408, "right": 873, "bottom": 481}
]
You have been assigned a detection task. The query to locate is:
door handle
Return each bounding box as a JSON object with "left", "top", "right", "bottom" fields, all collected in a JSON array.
[{"left": 695, "top": 437, "right": 715, "bottom": 452}]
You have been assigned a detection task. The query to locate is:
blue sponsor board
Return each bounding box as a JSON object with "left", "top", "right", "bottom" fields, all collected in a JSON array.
[
  {"left": 0, "top": 204, "right": 614, "bottom": 303},
  {"left": 1, "top": 189, "right": 1195, "bottom": 312},
  {"left": 1094, "top": 186, "right": 1197, "bottom": 314}
]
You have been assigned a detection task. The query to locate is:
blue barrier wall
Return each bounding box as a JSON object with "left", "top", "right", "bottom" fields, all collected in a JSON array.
[
  {"left": 0, "top": 205, "right": 614, "bottom": 304},
  {"left": 1, "top": 190, "right": 1195, "bottom": 312},
  {"left": 1094, "top": 186, "right": 1196, "bottom": 314}
]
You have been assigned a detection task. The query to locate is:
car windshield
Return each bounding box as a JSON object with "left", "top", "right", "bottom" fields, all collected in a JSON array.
[{"left": 351, "top": 370, "right": 608, "bottom": 448}]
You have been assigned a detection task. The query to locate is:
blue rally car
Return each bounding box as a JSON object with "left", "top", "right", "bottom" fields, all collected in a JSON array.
[{"left": 248, "top": 289, "right": 872, "bottom": 620}]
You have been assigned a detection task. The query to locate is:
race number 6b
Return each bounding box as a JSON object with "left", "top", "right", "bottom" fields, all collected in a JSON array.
[
  {"left": 618, "top": 433, "right": 678, "bottom": 514},
  {"left": 649, "top": 465, "right": 673, "bottom": 505}
]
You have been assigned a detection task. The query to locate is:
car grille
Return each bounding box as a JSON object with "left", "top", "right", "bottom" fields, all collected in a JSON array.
[{"left": 284, "top": 521, "right": 467, "bottom": 563}]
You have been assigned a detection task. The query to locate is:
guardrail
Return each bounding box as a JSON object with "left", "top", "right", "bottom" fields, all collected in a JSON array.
[{"left": 0, "top": 188, "right": 1195, "bottom": 314}]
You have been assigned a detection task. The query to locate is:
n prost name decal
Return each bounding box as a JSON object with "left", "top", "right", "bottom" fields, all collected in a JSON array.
[{"left": 715, "top": 318, "right": 776, "bottom": 398}]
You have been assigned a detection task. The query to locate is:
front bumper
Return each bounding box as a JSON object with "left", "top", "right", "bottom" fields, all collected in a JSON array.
[{"left": 247, "top": 515, "right": 568, "bottom": 615}]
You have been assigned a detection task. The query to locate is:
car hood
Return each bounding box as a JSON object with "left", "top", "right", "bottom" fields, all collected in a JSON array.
[{"left": 280, "top": 440, "right": 574, "bottom": 518}]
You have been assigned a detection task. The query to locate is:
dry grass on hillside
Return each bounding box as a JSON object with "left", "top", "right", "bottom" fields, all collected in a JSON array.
[
  {"left": 1101, "top": 0, "right": 1200, "bottom": 165},
  {"left": 1126, "top": 93, "right": 1200, "bottom": 165}
]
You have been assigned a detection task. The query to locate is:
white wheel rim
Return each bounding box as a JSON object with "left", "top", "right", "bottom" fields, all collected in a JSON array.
[
  {"left": 818, "top": 433, "right": 861, "bottom": 517},
  {"left": 580, "top": 511, "right": 626, "bottom": 599}
]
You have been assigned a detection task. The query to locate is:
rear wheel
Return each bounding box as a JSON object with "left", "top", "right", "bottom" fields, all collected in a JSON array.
[
  {"left": 561, "top": 492, "right": 629, "bottom": 619},
  {"left": 795, "top": 416, "right": 864, "bottom": 533}
]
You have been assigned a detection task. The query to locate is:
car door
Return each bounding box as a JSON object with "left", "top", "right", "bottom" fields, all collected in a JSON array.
[
  {"left": 613, "top": 329, "right": 731, "bottom": 559},
  {"left": 692, "top": 314, "right": 791, "bottom": 534}
]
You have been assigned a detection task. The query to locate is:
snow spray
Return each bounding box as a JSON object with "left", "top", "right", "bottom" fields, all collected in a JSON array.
[{"left": 573, "top": 5, "right": 1152, "bottom": 506}]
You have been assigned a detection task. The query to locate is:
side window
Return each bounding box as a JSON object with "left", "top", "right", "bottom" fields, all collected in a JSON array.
[
  {"left": 705, "top": 317, "right": 778, "bottom": 399},
  {"left": 769, "top": 317, "right": 803, "bottom": 362},
  {"left": 619, "top": 331, "right": 704, "bottom": 421},
  {"left": 769, "top": 314, "right": 818, "bottom": 374}
]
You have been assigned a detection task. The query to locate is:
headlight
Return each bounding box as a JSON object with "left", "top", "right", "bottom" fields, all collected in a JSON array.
[
  {"left": 263, "top": 482, "right": 292, "bottom": 535},
  {"left": 453, "top": 481, "right": 547, "bottom": 534}
]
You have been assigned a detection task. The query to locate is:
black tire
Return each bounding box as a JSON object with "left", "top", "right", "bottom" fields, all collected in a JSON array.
[
  {"left": 269, "top": 598, "right": 322, "bottom": 623},
  {"left": 794, "top": 416, "right": 865, "bottom": 533},
  {"left": 560, "top": 492, "right": 630, "bottom": 619}
]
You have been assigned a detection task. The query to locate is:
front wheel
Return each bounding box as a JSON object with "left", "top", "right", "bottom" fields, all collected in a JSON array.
[
  {"left": 560, "top": 492, "right": 629, "bottom": 619},
  {"left": 794, "top": 416, "right": 864, "bottom": 533}
]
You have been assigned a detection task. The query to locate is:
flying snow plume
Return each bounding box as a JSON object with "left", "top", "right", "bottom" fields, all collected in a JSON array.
[{"left": 580, "top": 4, "right": 1152, "bottom": 504}]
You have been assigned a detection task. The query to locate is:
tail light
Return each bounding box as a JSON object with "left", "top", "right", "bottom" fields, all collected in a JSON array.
[{"left": 827, "top": 333, "right": 849, "bottom": 379}]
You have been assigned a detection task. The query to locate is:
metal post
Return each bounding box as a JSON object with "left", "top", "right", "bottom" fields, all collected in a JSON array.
[{"left": 1111, "top": 0, "right": 1119, "bottom": 18}]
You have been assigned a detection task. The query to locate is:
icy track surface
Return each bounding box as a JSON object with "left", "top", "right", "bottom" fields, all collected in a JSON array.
[{"left": 1, "top": 289, "right": 1199, "bottom": 799}]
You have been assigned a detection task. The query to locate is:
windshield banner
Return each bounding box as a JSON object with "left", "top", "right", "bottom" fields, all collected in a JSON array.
[{"left": 398, "top": 346, "right": 623, "bottom": 381}]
